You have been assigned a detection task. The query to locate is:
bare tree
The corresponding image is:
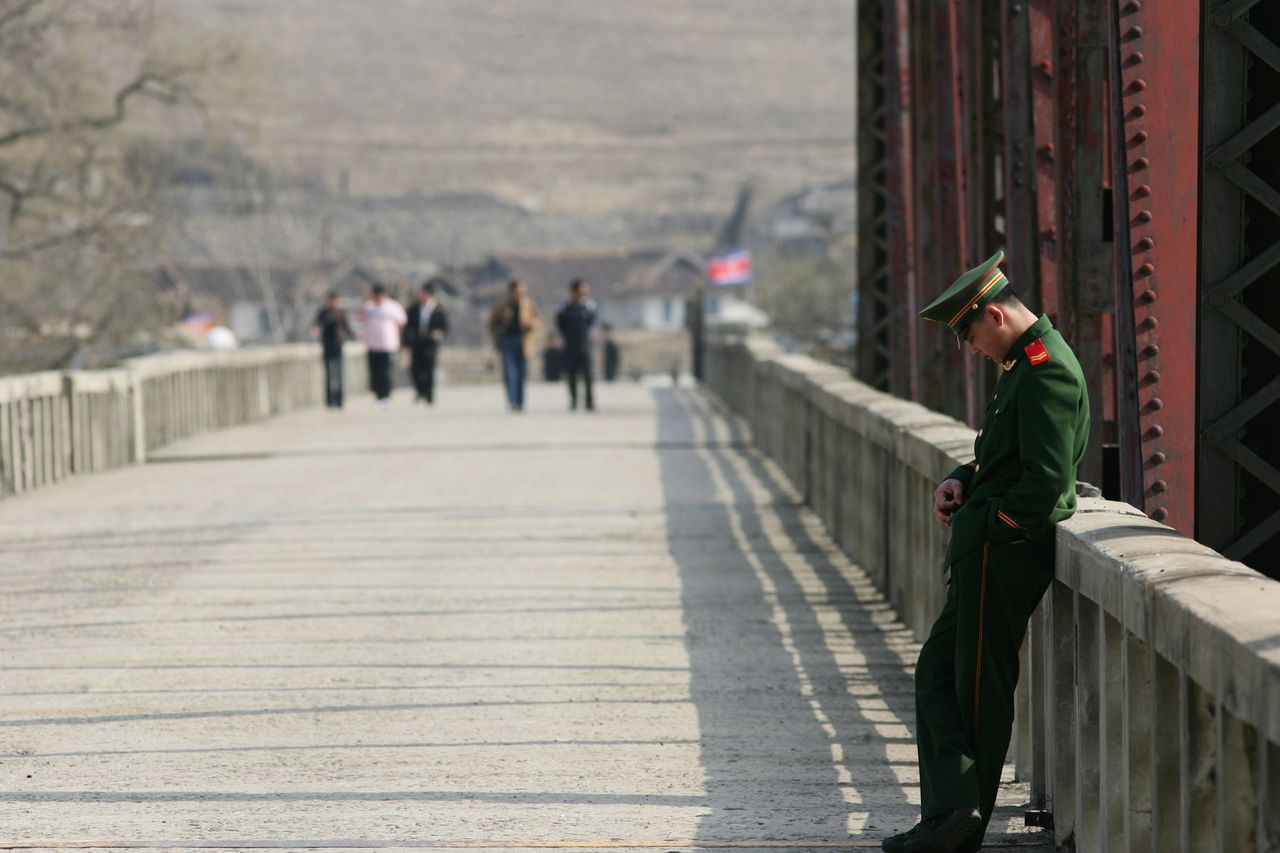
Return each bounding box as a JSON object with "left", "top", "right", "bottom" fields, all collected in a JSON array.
[
  {"left": 223, "top": 164, "right": 334, "bottom": 344},
  {"left": 753, "top": 235, "right": 858, "bottom": 357},
  {"left": 0, "top": 0, "right": 230, "bottom": 371}
]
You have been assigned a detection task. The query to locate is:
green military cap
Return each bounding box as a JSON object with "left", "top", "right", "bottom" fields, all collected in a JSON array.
[{"left": 919, "top": 249, "right": 1009, "bottom": 345}]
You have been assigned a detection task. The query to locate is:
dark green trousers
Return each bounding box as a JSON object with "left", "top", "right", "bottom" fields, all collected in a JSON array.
[{"left": 913, "top": 538, "right": 1052, "bottom": 852}]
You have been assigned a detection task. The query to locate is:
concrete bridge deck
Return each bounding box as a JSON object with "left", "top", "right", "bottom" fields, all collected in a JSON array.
[{"left": 0, "top": 383, "right": 1050, "bottom": 851}]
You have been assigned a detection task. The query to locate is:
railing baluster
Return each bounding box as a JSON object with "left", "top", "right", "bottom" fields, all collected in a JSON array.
[{"left": 1126, "top": 632, "right": 1154, "bottom": 852}]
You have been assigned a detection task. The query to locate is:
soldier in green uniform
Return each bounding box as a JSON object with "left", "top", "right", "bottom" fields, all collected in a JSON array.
[{"left": 882, "top": 250, "right": 1090, "bottom": 853}]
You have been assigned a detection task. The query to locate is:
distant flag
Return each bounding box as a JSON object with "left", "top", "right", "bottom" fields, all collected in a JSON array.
[
  {"left": 181, "top": 312, "right": 214, "bottom": 333},
  {"left": 707, "top": 249, "right": 752, "bottom": 287},
  {"left": 706, "top": 183, "right": 753, "bottom": 287}
]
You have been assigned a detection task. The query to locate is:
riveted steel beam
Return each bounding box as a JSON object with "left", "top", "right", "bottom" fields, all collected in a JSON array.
[
  {"left": 1106, "top": 0, "right": 1200, "bottom": 531},
  {"left": 1001, "top": 0, "right": 1039, "bottom": 312},
  {"left": 932, "top": 0, "right": 976, "bottom": 424},
  {"left": 881, "top": 0, "right": 920, "bottom": 401},
  {"left": 1028, "top": 0, "right": 1062, "bottom": 321},
  {"left": 1059, "top": 0, "right": 1113, "bottom": 487}
]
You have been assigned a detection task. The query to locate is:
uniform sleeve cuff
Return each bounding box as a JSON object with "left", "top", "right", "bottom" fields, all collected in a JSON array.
[{"left": 947, "top": 461, "right": 977, "bottom": 487}]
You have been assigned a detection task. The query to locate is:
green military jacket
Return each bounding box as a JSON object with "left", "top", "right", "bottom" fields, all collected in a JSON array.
[{"left": 943, "top": 314, "right": 1090, "bottom": 568}]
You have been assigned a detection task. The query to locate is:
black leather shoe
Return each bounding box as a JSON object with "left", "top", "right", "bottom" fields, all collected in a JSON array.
[
  {"left": 881, "top": 807, "right": 981, "bottom": 853},
  {"left": 881, "top": 821, "right": 922, "bottom": 853}
]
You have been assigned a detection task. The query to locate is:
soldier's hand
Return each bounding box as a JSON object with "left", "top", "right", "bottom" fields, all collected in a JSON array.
[{"left": 933, "top": 478, "right": 965, "bottom": 526}]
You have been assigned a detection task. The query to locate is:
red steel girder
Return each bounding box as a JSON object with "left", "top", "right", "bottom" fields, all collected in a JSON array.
[
  {"left": 881, "top": 0, "right": 919, "bottom": 402},
  {"left": 1028, "top": 0, "right": 1062, "bottom": 320},
  {"left": 1107, "top": 0, "right": 1200, "bottom": 531},
  {"left": 1059, "top": 0, "right": 1114, "bottom": 487},
  {"left": 931, "top": 0, "right": 976, "bottom": 424},
  {"left": 911, "top": 6, "right": 945, "bottom": 413},
  {"left": 931, "top": 0, "right": 971, "bottom": 276},
  {"left": 1000, "top": 0, "right": 1039, "bottom": 310}
]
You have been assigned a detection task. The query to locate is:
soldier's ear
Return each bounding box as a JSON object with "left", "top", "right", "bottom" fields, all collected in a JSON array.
[{"left": 985, "top": 304, "right": 1005, "bottom": 327}]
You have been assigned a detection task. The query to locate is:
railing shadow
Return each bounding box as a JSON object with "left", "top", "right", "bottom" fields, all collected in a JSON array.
[
  {"left": 655, "top": 388, "right": 919, "bottom": 844},
  {"left": 687, "top": 386, "right": 1054, "bottom": 847}
]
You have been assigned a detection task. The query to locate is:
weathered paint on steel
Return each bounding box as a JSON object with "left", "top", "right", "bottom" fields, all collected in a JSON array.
[
  {"left": 1029, "top": 0, "right": 1061, "bottom": 322},
  {"left": 862, "top": 0, "right": 1200, "bottom": 513},
  {"left": 931, "top": 0, "right": 976, "bottom": 425},
  {"left": 1105, "top": 0, "right": 1144, "bottom": 512},
  {"left": 1001, "top": 0, "right": 1038, "bottom": 312},
  {"left": 912, "top": 7, "right": 944, "bottom": 413},
  {"left": 881, "top": 0, "right": 920, "bottom": 402},
  {"left": 1109, "top": 0, "right": 1200, "bottom": 533},
  {"left": 1061, "top": 0, "right": 1114, "bottom": 488}
]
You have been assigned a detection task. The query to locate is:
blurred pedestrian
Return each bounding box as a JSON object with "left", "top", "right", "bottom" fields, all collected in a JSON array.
[
  {"left": 312, "top": 291, "right": 354, "bottom": 408},
  {"left": 556, "top": 279, "right": 596, "bottom": 411},
  {"left": 487, "top": 279, "right": 541, "bottom": 411},
  {"left": 362, "top": 283, "right": 407, "bottom": 408},
  {"left": 601, "top": 323, "right": 620, "bottom": 382},
  {"left": 543, "top": 333, "right": 566, "bottom": 382},
  {"left": 404, "top": 280, "right": 449, "bottom": 405}
]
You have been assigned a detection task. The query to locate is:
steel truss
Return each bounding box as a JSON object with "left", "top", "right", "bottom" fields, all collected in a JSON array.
[
  {"left": 1200, "top": 1, "right": 1280, "bottom": 565},
  {"left": 856, "top": 1, "right": 1280, "bottom": 574}
]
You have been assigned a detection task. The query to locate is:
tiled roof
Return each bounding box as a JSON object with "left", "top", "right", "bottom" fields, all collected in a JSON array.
[{"left": 468, "top": 248, "right": 706, "bottom": 303}]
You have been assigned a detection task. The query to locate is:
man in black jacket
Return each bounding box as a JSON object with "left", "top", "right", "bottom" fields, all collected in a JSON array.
[
  {"left": 556, "top": 279, "right": 597, "bottom": 411},
  {"left": 312, "top": 292, "right": 354, "bottom": 408},
  {"left": 403, "top": 281, "right": 449, "bottom": 404}
]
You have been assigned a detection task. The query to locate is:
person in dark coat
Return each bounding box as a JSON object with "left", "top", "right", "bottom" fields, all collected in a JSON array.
[
  {"left": 555, "top": 279, "right": 597, "bottom": 411},
  {"left": 601, "top": 323, "right": 620, "bottom": 382},
  {"left": 312, "top": 292, "right": 354, "bottom": 408},
  {"left": 404, "top": 281, "right": 449, "bottom": 404}
]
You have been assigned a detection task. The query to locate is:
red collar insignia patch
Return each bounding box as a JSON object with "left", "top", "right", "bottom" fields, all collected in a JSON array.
[{"left": 1024, "top": 339, "right": 1052, "bottom": 365}]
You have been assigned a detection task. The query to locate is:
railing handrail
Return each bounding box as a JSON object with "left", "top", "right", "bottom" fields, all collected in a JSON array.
[
  {"left": 0, "top": 370, "right": 65, "bottom": 400},
  {"left": 1061, "top": 500, "right": 1280, "bottom": 741},
  {"left": 121, "top": 342, "right": 327, "bottom": 376},
  {"left": 0, "top": 342, "right": 367, "bottom": 500}
]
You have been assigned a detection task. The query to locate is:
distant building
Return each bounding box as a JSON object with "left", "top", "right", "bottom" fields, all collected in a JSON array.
[
  {"left": 612, "top": 252, "right": 709, "bottom": 331},
  {"left": 759, "top": 180, "right": 857, "bottom": 258},
  {"left": 466, "top": 248, "right": 753, "bottom": 335}
]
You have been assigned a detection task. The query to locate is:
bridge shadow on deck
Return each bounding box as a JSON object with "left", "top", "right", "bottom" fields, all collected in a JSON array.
[{"left": 655, "top": 388, "right": 920, "bottom": 843}]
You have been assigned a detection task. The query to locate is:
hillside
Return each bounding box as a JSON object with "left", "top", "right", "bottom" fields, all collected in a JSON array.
[{"left": 161, "top": 0, "right": 857, "bottom": 215}]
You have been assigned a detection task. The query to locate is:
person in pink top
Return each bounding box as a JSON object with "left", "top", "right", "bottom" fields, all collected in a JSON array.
[{"left": 361, "top": 284, "right": 407, "bottom": 407}]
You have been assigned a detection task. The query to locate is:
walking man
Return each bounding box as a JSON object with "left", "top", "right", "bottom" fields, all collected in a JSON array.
[
  {"left": 404, "top": 280, "right": 448, "bottom": 405},
  {"left": 361, "top": 283, "right": 407, "bottom": 408},
  {"left": 883, "top": 250, "right": 1090, "bottom": 853},
  {"left": 487, "top": 279, "right": 541, "bottom": 411},
  {"left": 312, "top": 291, "right": 353, "bottom": 408},
  {"left": 556, "top": 279, "right": 597, "bottom": 411}
]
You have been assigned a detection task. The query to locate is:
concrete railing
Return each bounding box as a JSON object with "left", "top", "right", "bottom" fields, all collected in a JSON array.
[
  {"left": 0, "top": 342, "right": 366, "bottom": 498},
  {"left": 705, "top": 332, "right": 1280, "bottom": 853}
]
